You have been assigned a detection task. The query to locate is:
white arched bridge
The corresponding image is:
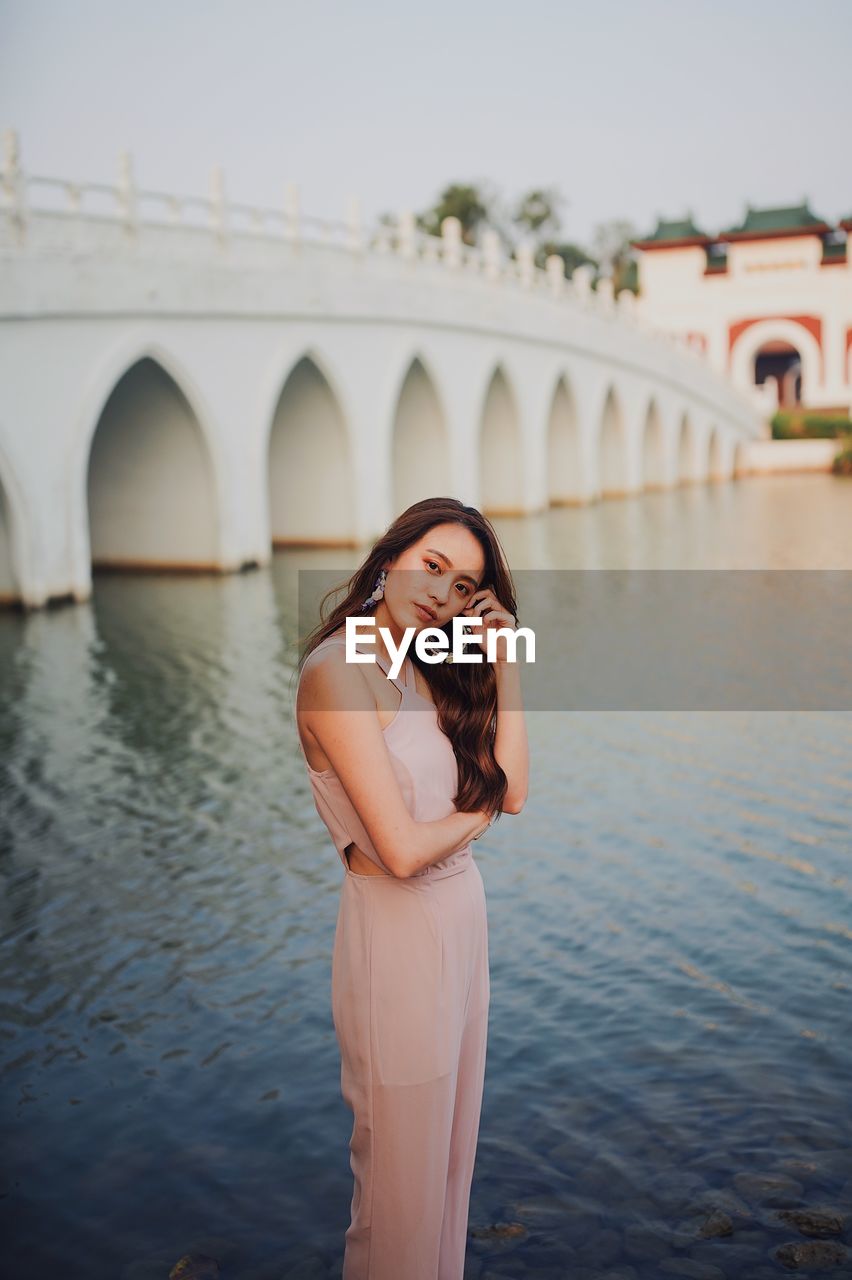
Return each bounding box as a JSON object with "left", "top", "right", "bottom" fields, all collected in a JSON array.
[{"left": 0, "top": 131, "right": 760, "bottom": 609}]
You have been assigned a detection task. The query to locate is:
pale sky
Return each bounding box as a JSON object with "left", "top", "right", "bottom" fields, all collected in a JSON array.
[{"left": 1, "top": 0, "right": 848, "bottom": 248}]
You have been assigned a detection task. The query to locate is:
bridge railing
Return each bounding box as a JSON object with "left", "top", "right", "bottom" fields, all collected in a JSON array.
[{"left": 0, "top": 128, "right": 715, "bottom": 366}]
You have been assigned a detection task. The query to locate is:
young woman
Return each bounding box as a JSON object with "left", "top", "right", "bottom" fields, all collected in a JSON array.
[{"left": 293, "top": 496, "right": 529, "bottom": 1280}]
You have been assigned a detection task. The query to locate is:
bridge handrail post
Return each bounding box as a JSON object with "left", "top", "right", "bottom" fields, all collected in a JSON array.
[
  {"left": 398, "top": 209, "right": 416, "bottom": 260},
  {"left": 596, "top": 275, "right": 614, "bottom": 313},
  {"left": 517, "top": 240, "right": 535, "bottom": 289},
  {"left": 482, "top": 228, "right": 502, "bottom": 281},
  {"left": 2, "top": 128, "right": 28, "bottom": 245},
  {"left": 284, "top": 182, "right": 300, "bottom": 245},
  {"left": 616, "top": 287, "right": 636, "bottom": 322},
  {"left": 346, "top": 194, "right": 363, "bottom": 252},
  {"left": 571, "top": 262, "right": 593, "bottom": 304},
  {"left": 117, "top": 150, "right": 138, "bottom": 240},
  {"left": 441, "top": 215, "right": 462, "bottom": 268},
  {"left": 210, "top": 164, "right": 228, "bottom": 249},
  {"left": 545, "top": 252, "right": 565, "bottom": 297}
]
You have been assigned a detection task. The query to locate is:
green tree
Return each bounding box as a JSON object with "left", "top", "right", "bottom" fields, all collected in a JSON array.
[
  {"left": 416, "top": 183, "right": 493, "bottom": 246},
  {"left": 512, "top": 187, "right": 564, "bottom": 243},
  {"left": 537, "top": 239, "right": 597, "bottom": 277},
  {"left": 411, "top": 179, "right": 637, "bottom": 291}
]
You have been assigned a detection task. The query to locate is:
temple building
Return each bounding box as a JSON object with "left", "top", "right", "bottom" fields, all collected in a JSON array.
[{"left": 631, "top": 202, "right": 852, "bottom": 419}]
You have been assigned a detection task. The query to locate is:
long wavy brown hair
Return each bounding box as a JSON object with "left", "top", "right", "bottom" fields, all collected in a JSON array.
[{"left": 295, "top": 497, "right": 519, "bottom": 819}]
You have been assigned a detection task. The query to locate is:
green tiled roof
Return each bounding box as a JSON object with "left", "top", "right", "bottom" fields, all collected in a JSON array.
[
  {"left": 722, "top": 201, "right": 828, "bottom": 235},
  {"left": 635, "top": 214, "right": 709, "bottom": 244},
  {"left": 632, "top": 200, "right": 848, "bottom": 251}
]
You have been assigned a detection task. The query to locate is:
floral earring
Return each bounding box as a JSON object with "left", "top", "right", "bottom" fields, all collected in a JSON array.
[{"left": 361, "top": 567, "right": 387, "bottom": 612}]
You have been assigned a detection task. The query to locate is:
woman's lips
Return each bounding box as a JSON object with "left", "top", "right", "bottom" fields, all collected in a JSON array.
[{"left": 413, "top": 603, "right": 436, "bottom": 622}]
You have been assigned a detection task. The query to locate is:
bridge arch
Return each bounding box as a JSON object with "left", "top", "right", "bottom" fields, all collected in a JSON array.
[
  {"left": 0, "top": 438, "right": 34, "bottom": 606},
  {"left": 677, "top": 411, "right": 697, "bottom": 483},
  {"left": 641, "top": 397, "right": 667, "bottom": 490},
  {"left": 267, "top": 351, "right": 356, "bottom": 546},
  {"left": 707, "top": 426, "right": 725, "bottom": 480},
  {"left": 546, "top": 372, "right": 583, "bottom": 504},
  {"left": 0, "top": 478, "right": 15, "bottom": 604},
  {"left": 478, "top": 363, "right": 524, "bottom": 515},
  {"left": 390, "top": 354, "right": 450, "bottom": 517},
  {"left": 76, "top": 344, "right": 224, "bottom": 576},
  {"left": 598, "top": 384, "right": 629, "bottom": 498}
]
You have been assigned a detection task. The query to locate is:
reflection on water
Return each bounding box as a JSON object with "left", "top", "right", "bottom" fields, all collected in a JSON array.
[{"left": 1, "top": 474, "right": 851, "bottom": 1278}]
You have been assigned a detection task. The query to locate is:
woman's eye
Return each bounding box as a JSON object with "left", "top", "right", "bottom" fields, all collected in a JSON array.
[{"left": 426, "top": 560, "right": 469, "bottom": 596}]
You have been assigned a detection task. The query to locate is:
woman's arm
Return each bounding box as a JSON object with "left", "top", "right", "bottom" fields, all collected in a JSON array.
[
  {"left": 493, "top": 657, "right": 529, "bottom": 813},
  {"left": 298, "top": 647, "right": 492, "bottom": 878}
]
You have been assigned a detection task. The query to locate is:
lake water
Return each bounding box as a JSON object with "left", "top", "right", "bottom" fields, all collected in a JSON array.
[{"left": 2, "top": 472, "right": 851, "bottom": 1279}]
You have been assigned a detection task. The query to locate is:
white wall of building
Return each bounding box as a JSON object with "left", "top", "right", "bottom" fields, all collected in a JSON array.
[{"left": 635, "top": 234, "right": 852, "bottom": 415}]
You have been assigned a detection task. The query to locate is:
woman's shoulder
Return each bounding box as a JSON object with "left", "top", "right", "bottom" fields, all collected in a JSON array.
[{"left": 298, "top": 628, "right": 366, "bottom": 695}]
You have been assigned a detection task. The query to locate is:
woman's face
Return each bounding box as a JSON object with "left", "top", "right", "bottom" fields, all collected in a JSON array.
[{"left": 381, "top": 523, "right": 487, "bottom": 636}]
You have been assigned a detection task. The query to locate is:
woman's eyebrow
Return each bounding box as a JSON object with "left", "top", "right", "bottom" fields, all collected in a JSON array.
[{"left": 425, "top": 548, "right": 480, "bottom": 588}]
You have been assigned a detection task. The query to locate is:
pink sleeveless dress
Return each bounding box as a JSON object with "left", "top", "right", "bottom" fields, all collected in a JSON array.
[
  {"left": 294, "top": 627, "right": 490, "bottom": 1280},
  {"left": 296, "top": 631, "right": 473, "bottom": 878}
]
